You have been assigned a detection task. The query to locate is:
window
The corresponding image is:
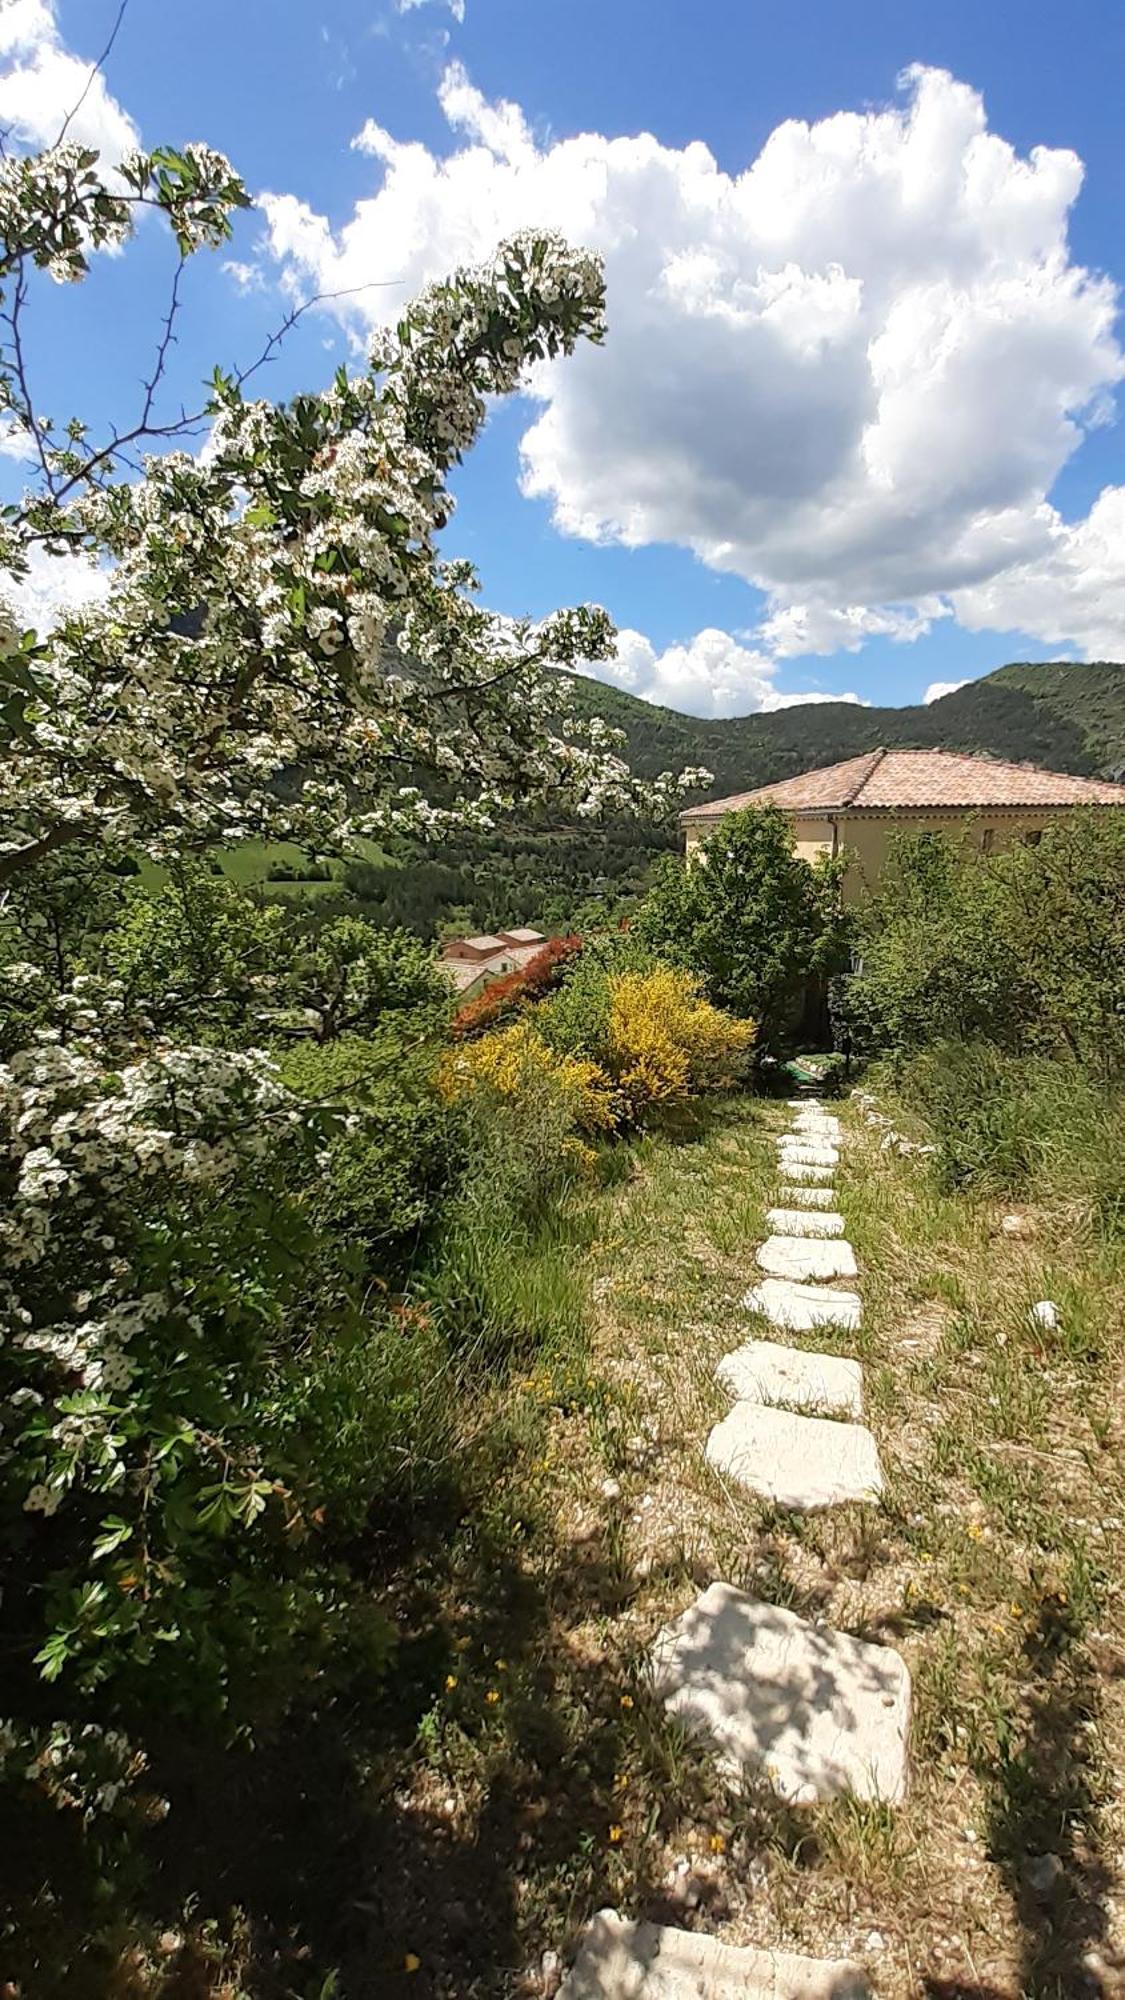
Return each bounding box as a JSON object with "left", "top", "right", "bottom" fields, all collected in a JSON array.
[
  {"left": 981, "top": 827, "right": 995, "bottom": 854},
  {"left": 1022, "top": 829, "right": 1043, "bottom": 848}
]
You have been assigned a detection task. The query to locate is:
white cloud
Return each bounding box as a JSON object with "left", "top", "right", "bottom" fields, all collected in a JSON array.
[
  {"left": 395, "top": 0, "right": 465, "bottom": 21},
  {"left": 222, "top": 259, "right": 266, "bottom": 294},
  {"left": 585, "top": 626, "right": 865, "bottom": 718},
  {"left": 3, "top": 544, "right": 111, "bottom": 633},
  {"left": 0, "top": 419, "right": 37, "bottom": 463},
  {"left": 0, "top": 0, "right": 139, "bottom": 161},
  {"left": 258, "top": 60, "right": 1125, "bottom": 673},
  {"left": 952, "top": 487, "right": 1125, "bottom": 660},
  {"left": 923, "top": 678, "right": 970, "bottom": 704}
]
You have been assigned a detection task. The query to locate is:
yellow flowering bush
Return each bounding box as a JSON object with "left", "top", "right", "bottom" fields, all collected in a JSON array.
[
  {"left": 442, "top": 970, "right": 754, "bottom": 1146},
  {"left": 439, "top": 1019, "right": 616, "bottom": 1134},
  {"left": 608, "top": 969, "right": 755, "bottom": 1123}
]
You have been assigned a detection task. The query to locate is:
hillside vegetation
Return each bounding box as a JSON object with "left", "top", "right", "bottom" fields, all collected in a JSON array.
[
  {"left": 560, "top": 659, "right": 1125, "bottom": 797},
  {"left": 315, "top": 662, "right": 1125, "bottom": 941}
]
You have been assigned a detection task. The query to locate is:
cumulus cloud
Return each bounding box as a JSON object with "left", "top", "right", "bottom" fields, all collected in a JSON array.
[
  {"left": 0, "top": 0, "right": 139, "bottom": 160},
  {"left": 952, "top": 488, "right": 1125, "bottom": 661},
  {"left": 585, "top": 626, "right": 865, "bottom": 718},
  {"left": 3, "top": 545, "right": 111, "bottom": 634},
  {"left": 923, "top": 679, "right": 970, "bottom": 705},
  {"left": 257, "top": 59, "right": 1125, "bottom": 686}
]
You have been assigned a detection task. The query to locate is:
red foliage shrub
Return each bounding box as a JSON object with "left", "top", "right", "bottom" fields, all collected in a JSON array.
[{"left": 451, "top": 935, "right": 582, "bottom": 1038}]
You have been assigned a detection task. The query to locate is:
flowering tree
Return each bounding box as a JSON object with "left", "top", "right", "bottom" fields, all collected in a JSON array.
[
  {"left": 0, "top": 119, "right": 705, "bottom": 1829},
  {"left": 2, "top": 149, "right": 700, "bottom": 881}
]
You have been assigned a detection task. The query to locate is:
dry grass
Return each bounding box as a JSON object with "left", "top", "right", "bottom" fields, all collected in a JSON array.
[{"left": 476, "top": 1086, "right": 1125, "bottom": 1998}]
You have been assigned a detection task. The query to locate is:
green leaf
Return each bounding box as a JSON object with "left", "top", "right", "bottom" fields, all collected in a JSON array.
[{"left": 92, "top": 1516, "right": 132, "bottom": 1561}]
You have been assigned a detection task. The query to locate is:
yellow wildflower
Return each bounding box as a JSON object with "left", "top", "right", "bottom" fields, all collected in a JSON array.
[
  {"left": 608, "top": 1824, "right": 624, "bottom": 1844},
  {"left": 619, "top": 1694, "right": 634, "bottom": 1710},
  {"left": 709, "top": 1833, "right": 726, "bottom": 1855},
  {"left": 444, "top": 1675, "right": 458, "bottom": 1692},
  {"left": 403, "top": 1954, "right": 420, "bottom": 1973},
  {"left": 486, "top": 1689, "right": 500, "bottom": 1706}
]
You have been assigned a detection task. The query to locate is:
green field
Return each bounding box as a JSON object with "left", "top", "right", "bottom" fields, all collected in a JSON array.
[{"left": 137, "top": 836, "right": 395, "bottom": 899}]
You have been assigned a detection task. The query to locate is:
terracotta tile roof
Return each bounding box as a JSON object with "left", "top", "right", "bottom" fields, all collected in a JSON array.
[
  {"left": 681, "top": 747, "right": 1125, "bottom": 819},
  {"left": 500, "top": 928, "right": 546, "bottom": 945}
]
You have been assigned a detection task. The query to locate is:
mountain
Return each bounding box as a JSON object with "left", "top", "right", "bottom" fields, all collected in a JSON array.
[
  {"left": 297, "top": 661, "right": 1125, "bottom": 942},
  {"left": 558, "top": 660, "right": 1125, "bottom": 799}
]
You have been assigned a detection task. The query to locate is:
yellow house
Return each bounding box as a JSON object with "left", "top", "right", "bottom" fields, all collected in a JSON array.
[{"left": 680, "top": 746, "right": 1125, "bottom": 902}]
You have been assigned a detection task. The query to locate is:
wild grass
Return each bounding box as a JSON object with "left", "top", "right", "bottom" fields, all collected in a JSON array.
[{"left": 58, "top": 1082, "right": 1125, "bottom": 1999}]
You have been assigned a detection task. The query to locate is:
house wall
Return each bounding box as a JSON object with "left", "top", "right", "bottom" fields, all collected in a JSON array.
[
  {"left": 831, "top": 810, "right": 1059, "bottom": 900},
  {"left": 685, "top": 807, "right": 1068, "bottom": 900}
]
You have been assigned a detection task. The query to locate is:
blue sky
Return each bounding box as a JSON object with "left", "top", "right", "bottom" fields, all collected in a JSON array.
[{"left": 5, "top": 0, "right": 1125, "bottom": 715}]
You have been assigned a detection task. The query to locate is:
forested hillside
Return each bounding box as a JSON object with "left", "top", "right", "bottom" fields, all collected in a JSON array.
[
  {"left": 315, "top": 661, "right": 1125, "bottom": 939},
  {"left": 559, "top": 659, "right": 1125, "bottom": 793}
]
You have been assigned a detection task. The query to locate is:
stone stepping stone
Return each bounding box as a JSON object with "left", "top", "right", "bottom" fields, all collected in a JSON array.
[
  {"left": 558, "top": 1907, "right": 871, "bottom": 1999},
  {"left": 706, "top": 1401, "right": 883, "bottom": 1510},
  {"left": 776, "top": 1139, "right": 839, "bottom": 1168},
  {"left": 786, "top": 1098, "right": 823, "bottom": 1110},
  {"left": 651, "top": 1582, "right": 910, "bottom": 1804},
  {"left": 776, "top": 1184, "right": 837, "bottom": 1209},
  {"left": 758, "top": 1236, "right": 858, "bottom": 1282},
  {"left": 778, "top": 1161, "right": 836, "bottom": 1185},
  {"left": 744, "top": 1277, "right": 862, "bottom": 1332},
  {"left": 792, "top": 1111, "right": 841, "bottom": 1133},
  {"left": 766, "top": 1206, "right": 845, "bottom": 1238},
  {"left": 715, "top": 1337, "right": 864, "bottom": 1417}
]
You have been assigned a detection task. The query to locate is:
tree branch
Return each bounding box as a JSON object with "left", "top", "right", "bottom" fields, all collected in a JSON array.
[
  {"left": 55, "top": 0, "right": 131, "bottom": 150},
  {"left": 0, "top": 821, "right": 89, "bottom": 890}
]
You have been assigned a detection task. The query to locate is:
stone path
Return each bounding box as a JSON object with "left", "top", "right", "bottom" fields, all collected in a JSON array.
[
  {"left": 757, "top": 1235, "right": 858, "bottom": 1281},
  {"left": 652, "top": 1584, "right": 910, "bottom": 1804},
  {"left": 558, "top": 1907, "right": 872, "bottom": 1998},
  {"left": 560, "top": 1095, "right": 911, "bottom": 1993},
  {"left": 714, "top": 1336, "right": 863, "bottom": 1417},
  {"left": 706, "top": 1402, "right": 883, "bottom": 1509},
  {"left": 765, "top": 1206, "right": 846, "bottom": 1237}
]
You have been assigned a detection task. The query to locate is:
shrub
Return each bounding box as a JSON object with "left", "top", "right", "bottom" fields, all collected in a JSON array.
[
  {"left": 537, "top": 928, "right": 666, "bottom": 1066},
  {"left": 277, "top": 1032, "right": 458, "bottom": 1273},
  {"left": 285, "top": 917, "right": 450, "bottom": 1043},
  {"left": 848, "top": 813, "right": 1125, "bottom": 1075},
  {"left": 0, "top": 1041, "right": 392, "bottom": 1751},
  {"left": 633, "top": 806, "right": 845, "bottom": 1049},
  {"left": 846, "top": 832, "right": 1035, "bottom": 1056},
  {"left": 608, "top": 967, "right": 756, "bottom": 1122},
  {"left": 451, "top": 935, "right": 582, "bottom": 1038},
  {"left": 440, "top": 1018, "right": 616, "bottom": 1146}
]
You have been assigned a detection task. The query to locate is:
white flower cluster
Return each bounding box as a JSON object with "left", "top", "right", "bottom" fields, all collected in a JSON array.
[{"left": 2, "top": 229, "right": 706, "bottom": 884}]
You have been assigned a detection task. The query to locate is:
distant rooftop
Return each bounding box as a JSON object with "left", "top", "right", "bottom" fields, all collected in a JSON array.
[
  {"left": 681, "top": 747, "right": 1125, "bottom": 821},
  {"left": 501, "top": 927, "right": 546, "bottom": 945}
]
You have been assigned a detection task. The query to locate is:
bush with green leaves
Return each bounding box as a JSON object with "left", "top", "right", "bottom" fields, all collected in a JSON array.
[
  {"left": 848, "top": 811, "right": 1125, "bottom": 1074},
  {"left": 97, "top": 860, "right": 291, "bottom": 1042},
  {"left": 536, "top": 927, "right": 665, "bottom": 1066},
  {"left": 282, "top": 916, "right": 450, "bottom": 1043},
  {"left": 0, "top": 1034, "right": 397, "bottom": 1768},
  {"left": 278, "top": 1031, "right": 458, "bottom": 1273},
  {"left": 633, "top": 806, "right": 846, "bottom": 1049}
]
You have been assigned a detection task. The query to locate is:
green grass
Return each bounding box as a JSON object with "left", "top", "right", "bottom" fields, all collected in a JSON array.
[
  {"left": 28, "top": 1086, "right": 1125, "bottom": 1999},
  {"left": 137, "top": 835, "right": 395, "bottom": 899}
]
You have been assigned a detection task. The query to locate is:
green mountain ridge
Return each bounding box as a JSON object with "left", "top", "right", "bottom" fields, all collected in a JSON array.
[{"left": 558, "top": 659, "right": 1125, "bottom": 798}]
